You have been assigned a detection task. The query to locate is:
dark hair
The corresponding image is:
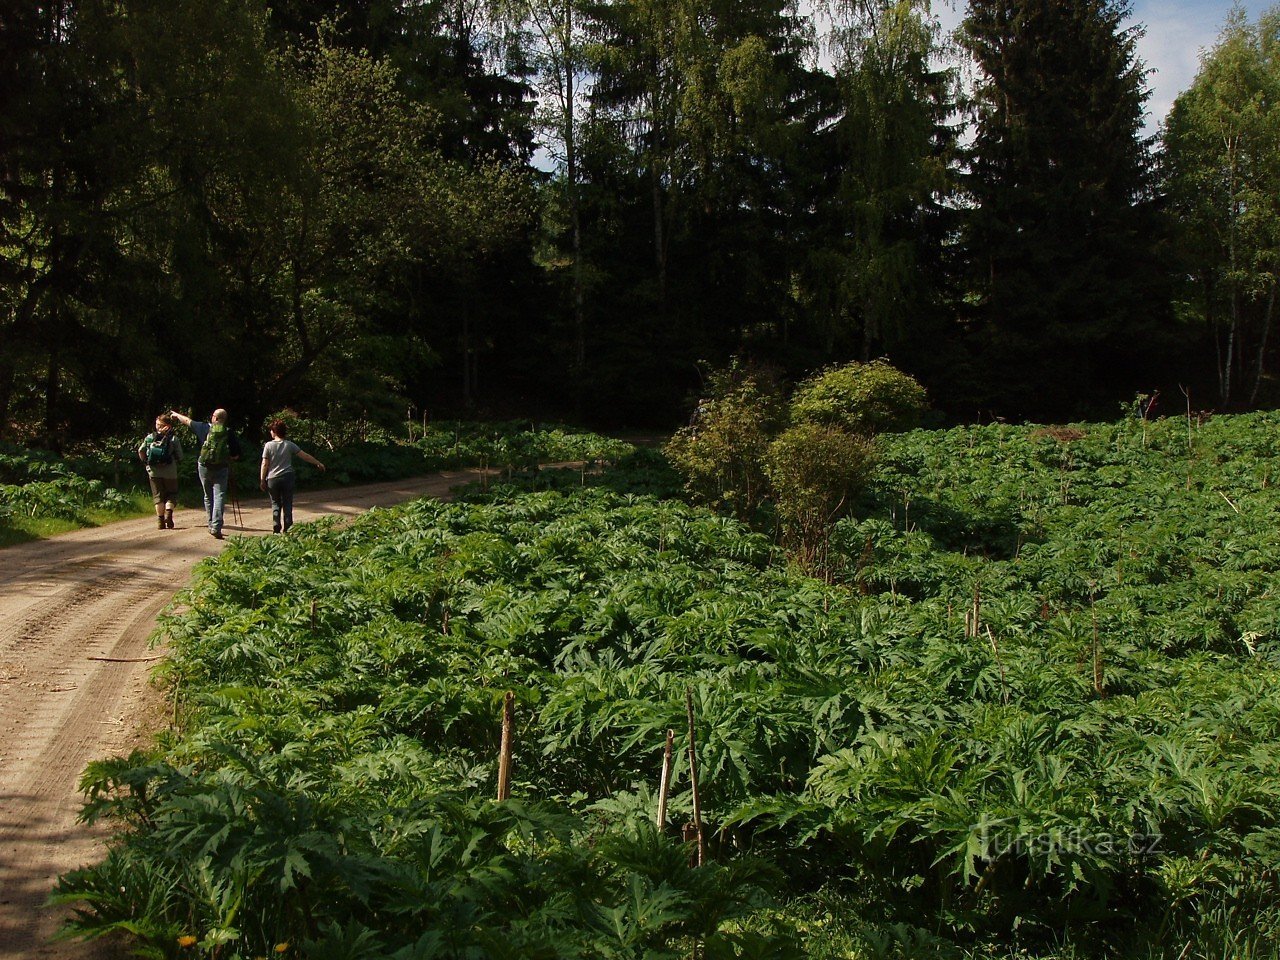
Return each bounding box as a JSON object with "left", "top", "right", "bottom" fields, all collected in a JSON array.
[
  {"left": 268, "top": 419, "right": 288, "bottom": 438},
  {"left": 156, "top": 414, "right": 174, "bottom": 428}
]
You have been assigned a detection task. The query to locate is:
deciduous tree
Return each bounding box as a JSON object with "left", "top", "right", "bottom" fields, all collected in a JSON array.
[{"left": 1164, "top": 6, "right": 1280, "bottom": 406}]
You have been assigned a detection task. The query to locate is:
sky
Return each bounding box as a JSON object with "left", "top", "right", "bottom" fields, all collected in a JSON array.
[
  {"left": 1130, "top": 0, "right": 1273, "bottom": 128},
  {"left": 932, "top": 0, "right": 1275, "bottom": 133}
]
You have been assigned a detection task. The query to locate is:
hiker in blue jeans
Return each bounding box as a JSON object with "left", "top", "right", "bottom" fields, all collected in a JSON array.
[
  {"left": 260, "top": 419, "right": 325, "bottom": 533},
  {"left": 169, "top": 408, "right": 242, "bottom": 539}
]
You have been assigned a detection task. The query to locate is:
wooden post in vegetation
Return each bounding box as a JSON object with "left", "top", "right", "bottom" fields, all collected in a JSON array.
[
  {"left": 685, "top": 686, "right": 706, "bottom": 866},
  {"left": 1180, "top": 385, "right": 1194, "bottom": 489},
  {"left": 497, "top": 691, "right": 515, "bottom": 801},
  {"left": 310, "top": 599, "right": 317, "bottom": 633},
  {"left": 657, "top": 728, "right": 674, "bottom": 829},
  {"left": 966, "top": 583, "right": 981, "bottom": 639},
  {"left": 1090, "top": 599, "right": 1104, "bottom": 698},
  {"left": 986, "top": 626, "right": 1008, "bottom": 706}
]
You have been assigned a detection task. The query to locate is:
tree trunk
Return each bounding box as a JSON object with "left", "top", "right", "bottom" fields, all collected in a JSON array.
[
  {"left": 0, "top": 348, "right": 15, "bottom": 440},
  {"left": 1223, "top": 145, "right": 1240, "bottom": 406},
  {"left": 652, "top": 165, "right": 667, "bottom": 310},
  {"left": 462, "top": 304, "right": 474, "bottom": 411},
  {"left": 43, "top": 303, "right": 62, "bottom": 451},
  {"left": 566, "top": 10, "right": 586, "bottom": 414},
  {"left": 1250, "top": 282, "right": 1277, "bottom": 406}
]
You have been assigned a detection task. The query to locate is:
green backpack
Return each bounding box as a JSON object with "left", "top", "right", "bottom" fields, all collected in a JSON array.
[
  {"left": 199, "top": 423, "right": 231, "bottom": 468},
  {"left": 144, "top": 431, "right": 175, "bottom": 467}
]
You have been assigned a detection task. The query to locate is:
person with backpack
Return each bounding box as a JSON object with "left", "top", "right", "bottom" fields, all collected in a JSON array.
[
  {"left": 259, "top": 419, "right": 326, "bottom": 534},
  {"left": 136, "top": 414, "right": 184, "bottom": 530},
  {"left": 168, "top": 407, "right": 242, "bottom": 539}
]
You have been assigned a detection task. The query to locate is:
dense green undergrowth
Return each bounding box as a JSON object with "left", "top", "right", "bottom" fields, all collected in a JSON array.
[
  {"left": 0, "top": 446, "right": 146, "bottom": 544},
  {"left": 0, "top": 423, "right": 632, "bottom": 545},
  {"left": 56, "top": 412, "right": 1280, "bottom": 958}
]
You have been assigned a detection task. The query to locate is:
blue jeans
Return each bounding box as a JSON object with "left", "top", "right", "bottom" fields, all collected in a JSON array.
[
  {"left": 267, "top": 472, "right": 296, "bottom": 533},
  {"left": 198, "top": 463, "right": 229, "bottom": 534}
]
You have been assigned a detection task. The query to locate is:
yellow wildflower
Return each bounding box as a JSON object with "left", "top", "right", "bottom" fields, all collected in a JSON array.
[{"left": 177, "top": 935, "right": 197, "bottom": 948}]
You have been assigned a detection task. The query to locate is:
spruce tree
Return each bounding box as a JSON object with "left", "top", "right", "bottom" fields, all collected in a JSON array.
[{"left": 961, "top": 0, "right": 1166, "bottom": 419}]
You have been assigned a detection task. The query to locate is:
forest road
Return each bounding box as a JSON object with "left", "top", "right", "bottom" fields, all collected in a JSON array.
[{"left": 0, "top": 469, "right": 488, "bottom": 958}]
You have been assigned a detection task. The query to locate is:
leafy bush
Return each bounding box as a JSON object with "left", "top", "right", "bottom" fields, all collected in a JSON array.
[
  {"left": 260, "top": 412, "right": 635, "bottom": 485},
  {"left": 664, "top": 374, "right": 781, "bottom": 521},
  {"left": 789, "top": 360, "right": 928, "bottom": 435},
  {"left": 764, "top": 424, "right": 877, "bottom": 573}
]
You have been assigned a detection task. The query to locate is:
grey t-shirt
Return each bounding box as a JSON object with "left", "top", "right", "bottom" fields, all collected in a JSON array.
[{"left": 261, "top": 439, "right": 301, "bottom": 480}]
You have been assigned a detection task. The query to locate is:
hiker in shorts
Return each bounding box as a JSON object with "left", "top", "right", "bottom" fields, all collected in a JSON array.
[
  {"left": 137, "top": 414, "right": 183, "bottom": 530},
  {"left": 168, "top": 408, "right": 242, "bottom": 539},
  {"left": 260, "top": 419, "right": 326, "bottom": 534}
]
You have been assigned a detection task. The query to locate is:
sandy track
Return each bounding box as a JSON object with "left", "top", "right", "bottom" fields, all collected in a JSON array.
[{"left": 0, "top": 470, "right": 485, "bottom": 958}]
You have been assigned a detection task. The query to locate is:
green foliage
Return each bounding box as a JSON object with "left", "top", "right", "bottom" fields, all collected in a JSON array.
[
  {"left": 664, "top": 373, "right": 781, "bottom": 521},
  {"left": 764, "top": 424, "right": 877, "bottom": 573},
  {"left": 0, "top": 423, "right": 633, "bottom": 544},
  {"left": 0, "top": 445, "right": 134, "bottom": 527},
  {"left": 789, "top": 360, "right": 928, "bottom": 435},
  {"left": 959, "top": 0, "right": 1166, "bottom": 419},
  {"left": 61, "top": 412, "right": 1280, "bottom": 959},
  {"left": 1163, "top": 6, "right": 1280, "bottom": 406},
  {"left": 59, "top": 489, "right": 795, "bottom": 957},
  {"left": 795, "top": 1, "right": 957, "bottom": 363}
]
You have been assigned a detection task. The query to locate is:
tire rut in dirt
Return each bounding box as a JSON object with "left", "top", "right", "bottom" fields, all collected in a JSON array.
[{"left": 0, "top": 573, "right": 169, "bottom": 958}]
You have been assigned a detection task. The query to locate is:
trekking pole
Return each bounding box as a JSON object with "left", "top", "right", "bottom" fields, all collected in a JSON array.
[{"left": 228, "top": 468, "right": 244, "bottom": 529}]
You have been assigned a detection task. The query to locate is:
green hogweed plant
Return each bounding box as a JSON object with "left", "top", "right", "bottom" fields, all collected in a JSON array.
[{"left": 56, "top": 411, "right": 1280, "bottom": 958}]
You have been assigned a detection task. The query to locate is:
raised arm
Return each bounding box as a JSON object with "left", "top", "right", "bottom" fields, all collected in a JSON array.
[{"left": 169, "top": 410, "right": 193, "bottom": 428}]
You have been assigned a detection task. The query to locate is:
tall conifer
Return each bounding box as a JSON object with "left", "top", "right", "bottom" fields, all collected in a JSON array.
[{"left": 961, "top": 0, "right": 1165, "bottom": 418}]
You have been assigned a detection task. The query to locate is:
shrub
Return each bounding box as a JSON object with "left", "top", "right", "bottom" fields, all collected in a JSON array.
[
  {"left": 790, "top": 360, "right": 927, "bottom": 435},
  {"left": 664, "top": 375, "right": 781, "bottom": 521},
  {"left": 765, "top": 423, "right": 877, "bottom": 573}
]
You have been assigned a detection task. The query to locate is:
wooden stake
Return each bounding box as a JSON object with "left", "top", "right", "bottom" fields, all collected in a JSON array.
[
  {"left": 985, "top": 626, "right": 1008, "bottom": 707},
  {"left": 657, "top": 728, "right": 674, "bottom": 829},
  {"left": 966, "top": 582, "right": 981, "bottom": 639},
  {"left": 497, "top": 691, "right": 515, "bottom": 801},
  {"left": 1091, "top": 598, "right": 1104, "bottom": 698},
  {"left": 685, "top": 686, "right": 706, "bottom": 866}
]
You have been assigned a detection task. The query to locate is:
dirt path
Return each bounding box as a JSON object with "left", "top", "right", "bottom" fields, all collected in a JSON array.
[{"left": 0, "top": 470, "right": 487, "bottom": 958}]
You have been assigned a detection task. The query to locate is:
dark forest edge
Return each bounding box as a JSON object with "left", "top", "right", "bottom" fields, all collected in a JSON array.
[{"left": 7, "top": 1, "right": 1280, "bottom": 441}]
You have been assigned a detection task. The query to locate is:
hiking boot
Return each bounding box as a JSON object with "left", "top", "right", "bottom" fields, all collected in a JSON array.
[
  {"left": 165, "top": 511, "right": 174, "bottom": 529},
  {"left": 211, "top": 529, "right": 223, "bottom": 540},
  {"left": 157, "top": 516, "right": 166, "bottom": 530}
]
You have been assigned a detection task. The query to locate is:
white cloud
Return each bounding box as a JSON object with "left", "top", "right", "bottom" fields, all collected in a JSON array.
[{"left": 1132, "top": 1, "right": 1273, "bottom": 131}]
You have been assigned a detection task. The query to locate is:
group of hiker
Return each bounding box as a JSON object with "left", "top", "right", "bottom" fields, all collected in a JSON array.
[{"left": 137, "top": 409, "right": 325, "bottom": 539}]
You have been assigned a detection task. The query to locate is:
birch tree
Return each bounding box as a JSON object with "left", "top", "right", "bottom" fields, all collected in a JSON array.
[{"left": 1164, "top": 6, "right": 1280, "bottom": 406}]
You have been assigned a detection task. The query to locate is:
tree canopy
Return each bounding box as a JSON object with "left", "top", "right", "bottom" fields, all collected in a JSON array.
[{"left": 1, "top": 0, "right": 1275, "bottom": 443}]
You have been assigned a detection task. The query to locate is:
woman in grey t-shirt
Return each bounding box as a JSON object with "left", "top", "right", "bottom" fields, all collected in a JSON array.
[{"left": 259, "top": 420, "right": 326, "bottom": 533}]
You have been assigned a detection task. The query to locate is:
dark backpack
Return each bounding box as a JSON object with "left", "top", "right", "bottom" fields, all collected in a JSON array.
[
  {"left": 199, "top": 423, "right": 231, "bottom": 468},
  {"left": 145, "top": 432, "right": 175, "bottom": 467}
]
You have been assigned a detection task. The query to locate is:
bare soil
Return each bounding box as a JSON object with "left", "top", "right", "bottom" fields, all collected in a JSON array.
[{"left": 0, "top": 471, "right": 486, "bottom": 958}]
